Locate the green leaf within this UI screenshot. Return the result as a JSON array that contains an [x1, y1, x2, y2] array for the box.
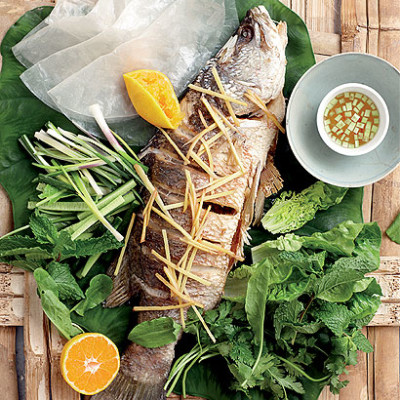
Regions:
[[274, 300, 303, 339], [40, 289, 82, 340], [47, 261, 84, 302], [33, 267, 59, 297], [29, 213, 59, 244], [262, 181, 348, 234], [128, 317, 181, 348], [352, 331, 373, 353], [353, 222, 382, 268], [313, 303, 353, 336], [235, 0, 315, 97], [296, 188, 364, 235], [73, 274, 113, 316], [0, 7, 79, 228], [71, 305, 132, 348], [315, 257, 375, 303], [223, 264, 255, 302], [386, 212, 400, 244], [0, 235, 51, 260], [245, 260, 273, 345], [348, 291, 381, 326], [72, 232, 124, 257], [253, 221, 364, 263]]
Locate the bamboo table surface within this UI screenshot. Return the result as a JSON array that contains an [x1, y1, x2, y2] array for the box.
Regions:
[[0, 1, 399, 399]]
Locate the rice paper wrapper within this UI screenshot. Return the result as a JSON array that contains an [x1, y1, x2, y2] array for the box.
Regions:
[[20, 0, 176, 111], [18, 0, 238, 145], [50, 0, 238, 144], [22, 0, 98, 41], [13, 0, 129, 68]]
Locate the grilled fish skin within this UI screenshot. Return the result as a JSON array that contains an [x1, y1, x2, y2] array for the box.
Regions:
[[94, 6, 287, 400]]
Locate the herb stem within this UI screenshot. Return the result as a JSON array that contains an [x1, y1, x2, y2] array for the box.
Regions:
[[276, 356, 330, 382]]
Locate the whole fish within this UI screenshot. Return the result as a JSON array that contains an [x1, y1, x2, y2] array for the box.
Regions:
[[94, 6, 287, 400]]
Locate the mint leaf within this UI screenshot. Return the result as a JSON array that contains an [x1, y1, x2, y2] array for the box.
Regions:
[[30, 213, 59, 244], [274, 300, 304, 339], [352, 331, 373, 353], [47, 261, 84, 302], [128, 317, 181, 348], [63, 232, 123, 258], [73, 274, 113, 316], [314, 303, 353, 336]]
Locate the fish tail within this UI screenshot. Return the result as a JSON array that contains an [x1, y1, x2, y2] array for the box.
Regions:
[[92, 370, 166, 400], [105, 251, 136, 308], [92, 342, 175, 400]]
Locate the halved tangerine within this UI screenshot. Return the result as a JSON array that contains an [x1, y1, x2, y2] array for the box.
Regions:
[[123, 69, 184, 129], [60, 332, 120, 395]]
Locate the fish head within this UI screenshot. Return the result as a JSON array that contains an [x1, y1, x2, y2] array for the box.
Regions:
[[216, 6, 288, 113]]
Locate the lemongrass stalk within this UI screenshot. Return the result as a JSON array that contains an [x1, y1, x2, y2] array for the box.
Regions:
[[70, 193, 135, 236], [74, 171, 124, 240], [0, 224, 30, 240], [77, 179, 136, 220], [81, 169, 105, 196], [19, 135, 50, 167], [111, 130, 140, 162], [61, 169, 123, 241], [28, 201, 89, 212], [66, 195, 126, 240], [76, 252, 101, 278], [35, 130, 85, 161], [90, 104, 125, 153], [46, 126, 96, 158]]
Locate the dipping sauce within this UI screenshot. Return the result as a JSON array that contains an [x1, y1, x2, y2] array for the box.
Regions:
[[323, 91, 380, 148]]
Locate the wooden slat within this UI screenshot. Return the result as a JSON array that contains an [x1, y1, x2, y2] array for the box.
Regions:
[[0, 327, 19, 400], [0, 273, 24, 297], [319, 386, 339, 400], [48, 325, 80, 400], [309, 31, 341, 55], [291, 0, 306, 19], [368, 1, 400, 391], [24, 272, 50, 400], [0, 297, 24, 326], [369, 327, 400, 399], [306, 0, 338, 33]]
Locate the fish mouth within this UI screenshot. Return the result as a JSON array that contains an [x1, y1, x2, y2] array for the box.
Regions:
[[243, 6, 278, 47]]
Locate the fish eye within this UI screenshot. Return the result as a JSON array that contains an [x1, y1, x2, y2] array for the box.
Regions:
[[240, 25, 254, 41]]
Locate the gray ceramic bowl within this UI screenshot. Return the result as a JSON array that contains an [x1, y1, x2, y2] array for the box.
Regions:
[[286, 53, 400, 187]]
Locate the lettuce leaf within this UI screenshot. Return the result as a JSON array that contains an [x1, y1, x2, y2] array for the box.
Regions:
[[262, 182, 348, 234]]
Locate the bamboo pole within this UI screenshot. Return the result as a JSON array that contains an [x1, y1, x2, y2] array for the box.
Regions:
[[24, 273, 50, 400]]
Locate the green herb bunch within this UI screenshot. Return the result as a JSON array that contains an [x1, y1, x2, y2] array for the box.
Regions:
[[162, 221, 382, 399]]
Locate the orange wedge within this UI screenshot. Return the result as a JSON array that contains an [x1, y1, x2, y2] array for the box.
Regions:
[[60, 332, 120, 395], [123, 69, 184, 129]]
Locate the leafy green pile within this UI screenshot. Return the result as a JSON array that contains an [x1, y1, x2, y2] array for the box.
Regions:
[[261, 182, 348, 234], [163, 220, 381, 399], [0, 213, 132, 345]]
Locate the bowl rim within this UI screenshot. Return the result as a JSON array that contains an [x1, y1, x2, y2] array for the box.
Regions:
[[286, 52, 400, 187], [316, 82, 389, 156]]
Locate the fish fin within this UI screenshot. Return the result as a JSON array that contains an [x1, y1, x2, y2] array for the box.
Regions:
[[260, 155, 283, 198], [93, 342, 175, 400], [91, 371, 166, 400], [253, 156, 283, 226], [105, 251, 137, 308]]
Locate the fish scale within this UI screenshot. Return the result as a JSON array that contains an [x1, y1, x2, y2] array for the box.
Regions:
[[94, 6, 287, 400]]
